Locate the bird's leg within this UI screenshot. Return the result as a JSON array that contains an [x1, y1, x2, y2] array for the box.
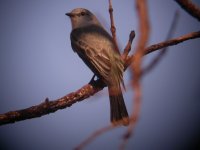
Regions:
[[89, 74, 107, 89]]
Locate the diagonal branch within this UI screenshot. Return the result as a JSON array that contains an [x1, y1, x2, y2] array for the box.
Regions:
[[0, 30, 199, 126], [124, 30, 200, 69], [0, 79, 105, 126], [145, 30, 200, 54], [175, 0, 200, 21]]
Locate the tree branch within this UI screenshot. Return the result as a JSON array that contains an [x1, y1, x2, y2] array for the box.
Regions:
[[146, 30, 200, 54], [0, 79, 105, 126], [175, 0, 200, 21], [124, 30, 200, 69], [122, 31, 136, 61], [0, 30, 199, 126], [120, 0, 150, 149], [108, 0, 120, 53]]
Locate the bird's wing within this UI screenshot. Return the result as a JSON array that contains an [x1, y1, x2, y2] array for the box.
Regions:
[[71, 36, 111, 82], [70, 25, 124, 86]]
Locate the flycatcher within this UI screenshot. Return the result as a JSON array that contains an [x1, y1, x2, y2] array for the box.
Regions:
[[66, 8, 129, 126]]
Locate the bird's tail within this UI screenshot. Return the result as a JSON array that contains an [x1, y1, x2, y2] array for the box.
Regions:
[[108, 85, 129, 126]]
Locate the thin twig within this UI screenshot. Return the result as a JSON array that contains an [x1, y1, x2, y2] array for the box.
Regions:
[[74, 125, 114, 150], [122, 31, 136, 61], [175, 0, 200, 21], [124, 30, 200, 69], [145, 30, 200, 55], [108, 0, 120, 53]]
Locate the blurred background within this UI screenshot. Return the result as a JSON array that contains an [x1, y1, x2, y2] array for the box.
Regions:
[[0, 0, 200, 150]]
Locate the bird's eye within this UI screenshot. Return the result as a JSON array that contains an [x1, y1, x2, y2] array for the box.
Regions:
[[81, 12, 85, 16]]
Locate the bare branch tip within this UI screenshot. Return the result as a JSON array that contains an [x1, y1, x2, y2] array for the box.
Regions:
[[129, 31, 136, 42]]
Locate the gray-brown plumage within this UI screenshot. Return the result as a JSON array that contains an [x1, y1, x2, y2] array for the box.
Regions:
[[66, 8, 129, 126]]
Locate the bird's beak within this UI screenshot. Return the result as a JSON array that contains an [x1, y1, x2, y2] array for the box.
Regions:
[[65, 12, 72, 17]]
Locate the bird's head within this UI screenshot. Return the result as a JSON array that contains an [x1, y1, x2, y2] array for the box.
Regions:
[[66, 8, 101, 30]]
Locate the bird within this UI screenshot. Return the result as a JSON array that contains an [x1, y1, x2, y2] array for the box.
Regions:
[[66, 8, 129, 126]]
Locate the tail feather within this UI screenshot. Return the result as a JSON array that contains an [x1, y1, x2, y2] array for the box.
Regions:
[[108, 86, 129, 126]]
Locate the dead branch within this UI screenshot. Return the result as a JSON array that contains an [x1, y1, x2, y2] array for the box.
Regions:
[[124, 30, 200, 70], [175, 0, 200, 21], [0, 79, 105, 126], [145, 30, 200, 55]]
